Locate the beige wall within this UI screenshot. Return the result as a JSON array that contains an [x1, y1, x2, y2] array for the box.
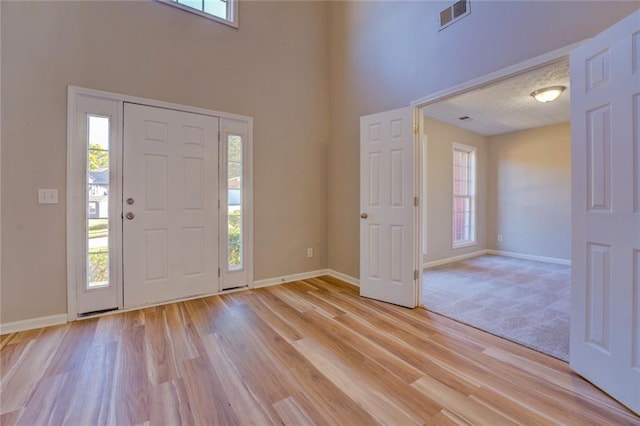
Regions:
[[328, 1, 639, 278], [1, 1, 330, 323], [423, 119, 488, 263], [488, 123, 571, 260], [3, 1, 639, 324]]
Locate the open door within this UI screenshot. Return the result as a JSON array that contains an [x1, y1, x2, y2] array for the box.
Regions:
[[570, 10, 639, 415], [360, 107, 420, 308]]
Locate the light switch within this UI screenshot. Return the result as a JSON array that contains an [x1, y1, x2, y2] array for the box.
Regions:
[[38, 189, 58, 204]]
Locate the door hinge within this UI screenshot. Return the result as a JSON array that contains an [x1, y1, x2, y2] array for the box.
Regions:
[[414, 269, 419, 280], [218, 199, 220, 209], [218, 267, 221, 277], [413, 124, 419, 134], [414, 196, 419, 207]]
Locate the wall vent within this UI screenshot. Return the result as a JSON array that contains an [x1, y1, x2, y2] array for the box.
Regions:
[[439, 0, 470, 31]]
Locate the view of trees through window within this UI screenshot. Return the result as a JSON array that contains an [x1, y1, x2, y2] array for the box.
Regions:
[[87, 115, 110, 288], [85, 116, 244, 286], [228, 134, 243, 270]]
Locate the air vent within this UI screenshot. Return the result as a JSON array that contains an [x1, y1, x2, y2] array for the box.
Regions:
[[439, 0, 470, 31]]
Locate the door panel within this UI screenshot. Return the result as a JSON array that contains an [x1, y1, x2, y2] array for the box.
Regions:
[[570, 9, 640, 415], [360, 107, 419, 308], [123, 103, 219, 307], [73, 95, 122, 315]]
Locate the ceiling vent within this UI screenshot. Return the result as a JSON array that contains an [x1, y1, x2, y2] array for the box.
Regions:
[[439, 0, 470, 31]]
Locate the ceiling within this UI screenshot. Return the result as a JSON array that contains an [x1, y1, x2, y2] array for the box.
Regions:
[[422, 58, 570, 136]]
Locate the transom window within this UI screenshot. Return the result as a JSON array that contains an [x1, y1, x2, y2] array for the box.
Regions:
[[452, 143, 476, 248], [158, 0, 238, 28]]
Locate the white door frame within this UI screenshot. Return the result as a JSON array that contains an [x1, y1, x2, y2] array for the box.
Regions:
[[66, 86, 253, 321], [410, 41, 584, 306]]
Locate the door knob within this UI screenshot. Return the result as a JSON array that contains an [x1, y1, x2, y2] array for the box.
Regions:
[[360, 213, 368, 219], [126, 212, 135, 220]]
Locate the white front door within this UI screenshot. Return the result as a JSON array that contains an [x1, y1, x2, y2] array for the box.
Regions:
[[570, 10, 640, 415], [123, 103, 219, 308], [360, 107, 420, 308]]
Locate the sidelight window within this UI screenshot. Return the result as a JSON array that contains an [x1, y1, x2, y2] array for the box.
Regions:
[[87, 115, 111, 288], [227, 134, 243, 271]]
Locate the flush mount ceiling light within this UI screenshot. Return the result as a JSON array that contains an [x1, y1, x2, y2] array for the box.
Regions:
[[530, 85, 566, 103]]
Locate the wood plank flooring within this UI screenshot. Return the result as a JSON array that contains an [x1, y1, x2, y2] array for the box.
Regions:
[[1, 276, 638, 425]]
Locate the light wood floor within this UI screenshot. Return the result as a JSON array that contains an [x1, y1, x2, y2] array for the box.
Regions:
[[1, 276, 638, 425]]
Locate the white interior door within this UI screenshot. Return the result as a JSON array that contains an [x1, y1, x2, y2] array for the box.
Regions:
[[360, 107, 419, 308], [570, 10, 640, 415], [123, 103, 219, 308]]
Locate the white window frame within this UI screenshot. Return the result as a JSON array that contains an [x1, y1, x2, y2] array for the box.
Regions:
[[157, 0, 239, 28], [219, 119, 253, 289], [67, 86, 253, 320], [451, 143, 476, 249]]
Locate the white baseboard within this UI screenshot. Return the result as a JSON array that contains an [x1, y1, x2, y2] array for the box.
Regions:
[[3, 270, 360, 335], [487, 249, 571, 265], [326, 269, 360, 287], [0, 313, 68, 335], [252, 269, 330, 289], [252, 268, 360, 289], [423, 249, 488, 270]]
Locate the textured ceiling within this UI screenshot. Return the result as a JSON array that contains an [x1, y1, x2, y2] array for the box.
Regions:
[[422, 58, 570, 136]]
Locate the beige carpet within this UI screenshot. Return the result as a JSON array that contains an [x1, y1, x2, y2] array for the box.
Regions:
[[422, 254, 570, 361]]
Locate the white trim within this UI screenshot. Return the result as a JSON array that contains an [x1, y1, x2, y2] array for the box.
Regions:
[[1, 314, 68, 335], [451, 143, 477, 249], [68, 86, 250, 122], [487, 249, 571, 266], [252, 269, 360, 289], [411, 41, 584, 109], [2, 268, 361, 334], [67, 93, 123, 320], [67, 86, 254, 321], [156, 0, 239, 29], [327, 269, 360, 288], [252, 269, 330, 289], [413, 42, 584, 310], [423, 249, 488, 269], [220, 118, 254, 290]]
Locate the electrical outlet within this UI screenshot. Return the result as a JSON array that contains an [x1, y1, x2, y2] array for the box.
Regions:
[[307, 248, 313, 258], [497, 234, 503, 242], [38, 189, 58, 204]]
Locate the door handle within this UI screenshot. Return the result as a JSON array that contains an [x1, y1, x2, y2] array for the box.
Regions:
[[360, 213, 368, 219], [126, 212, 135, 220]]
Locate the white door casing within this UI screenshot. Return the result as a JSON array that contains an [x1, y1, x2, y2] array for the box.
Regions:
[[360, 107, 420, 308], [123, 103, 219, 308], [570, 10, 640, 415], [69, 94, 122, 315], [220, 117, 253, 290]]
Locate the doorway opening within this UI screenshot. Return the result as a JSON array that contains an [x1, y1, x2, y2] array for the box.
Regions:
[[417, 55, 572, 361]]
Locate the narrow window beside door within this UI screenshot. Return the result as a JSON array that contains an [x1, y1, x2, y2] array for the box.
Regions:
[[452, 143, 476, 248], [227, 134, 243, 271], [87, 115, 111, 288]]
